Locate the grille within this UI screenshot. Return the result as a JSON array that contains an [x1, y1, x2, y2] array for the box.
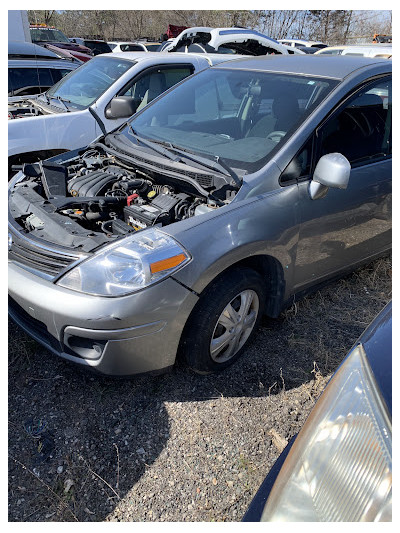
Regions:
[[8, 227, 84, 279]]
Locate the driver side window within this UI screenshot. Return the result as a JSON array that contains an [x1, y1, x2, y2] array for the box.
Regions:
[[319, 77, 392, 167], [120, 66, 194, 111]]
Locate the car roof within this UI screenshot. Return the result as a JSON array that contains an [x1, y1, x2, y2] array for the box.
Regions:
[[280, 38, 325, 45], [213, 54, 391, 79], [98, 50, 243, 65], [8, 40, 59, 59]]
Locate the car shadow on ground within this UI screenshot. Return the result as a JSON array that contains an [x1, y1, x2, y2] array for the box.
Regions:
[[8, 257, 391, 521]]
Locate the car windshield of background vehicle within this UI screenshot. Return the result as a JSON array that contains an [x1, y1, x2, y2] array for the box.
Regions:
[[45, 56, 134, 110], [30, 28, 71, 43], [119, 68, 338, 173], [145, 44, 161, 51]]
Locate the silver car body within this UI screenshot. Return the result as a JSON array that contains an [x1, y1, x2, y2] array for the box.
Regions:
[[8, 56, 392, 376]]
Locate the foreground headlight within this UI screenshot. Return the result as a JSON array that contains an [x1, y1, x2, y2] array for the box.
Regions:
[[56, 228, 190, 296], [261, 345, 392, 522]]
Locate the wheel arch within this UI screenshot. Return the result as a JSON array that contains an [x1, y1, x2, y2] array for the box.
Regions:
[[176, 253, 286, 360], [176, 255, 286, 370]]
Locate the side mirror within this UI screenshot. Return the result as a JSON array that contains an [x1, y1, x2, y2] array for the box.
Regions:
[[105, 96, 141, 119], [309, 153, 351, 200]]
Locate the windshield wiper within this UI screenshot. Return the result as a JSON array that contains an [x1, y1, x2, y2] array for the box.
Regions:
[[52, 95, 71, 112], [151, 140, 242, 187], [127, 127, 181, 162], [38, 92, 51, 105]]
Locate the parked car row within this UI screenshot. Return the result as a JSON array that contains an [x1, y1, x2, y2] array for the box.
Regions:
[[315, 43, 392, 58]]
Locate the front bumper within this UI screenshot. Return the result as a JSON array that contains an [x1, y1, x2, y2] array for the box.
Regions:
[[8, 262, 198, 375]]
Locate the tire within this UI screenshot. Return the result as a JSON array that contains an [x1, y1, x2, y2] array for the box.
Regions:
[[180, 268, 266, 373]]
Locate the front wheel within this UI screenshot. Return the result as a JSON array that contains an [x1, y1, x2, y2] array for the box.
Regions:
[[179, 268, 266, 373]]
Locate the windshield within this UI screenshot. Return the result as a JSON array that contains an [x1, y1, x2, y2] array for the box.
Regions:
[[145, 44, 161, 51], [46, 56, 134, 109], [117, 68, 338, 173], [30, 27, 71, 43]]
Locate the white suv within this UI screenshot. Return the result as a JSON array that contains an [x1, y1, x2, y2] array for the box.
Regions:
[[8, 51, 235, 175]]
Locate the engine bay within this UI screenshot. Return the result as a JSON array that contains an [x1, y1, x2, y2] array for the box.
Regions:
[[9, 146, 239, 250], [8, 98, 49, 120]]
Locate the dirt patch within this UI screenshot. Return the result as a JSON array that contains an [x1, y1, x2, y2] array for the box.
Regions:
[[8, 256, 391, 521]]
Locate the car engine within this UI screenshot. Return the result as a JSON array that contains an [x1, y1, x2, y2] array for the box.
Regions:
[[9, 146, 238, 249]]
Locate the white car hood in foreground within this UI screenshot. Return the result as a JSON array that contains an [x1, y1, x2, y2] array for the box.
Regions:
[[8, 108, 98, 158]]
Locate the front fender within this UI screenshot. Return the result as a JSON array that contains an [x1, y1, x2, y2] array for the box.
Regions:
[[167, 185, 300, 298]]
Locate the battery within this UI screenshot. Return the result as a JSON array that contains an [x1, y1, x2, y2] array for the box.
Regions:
[[123, 203, 168, 230]]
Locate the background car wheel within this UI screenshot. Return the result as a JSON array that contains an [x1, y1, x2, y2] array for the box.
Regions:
[[179, 268, 266, 373]]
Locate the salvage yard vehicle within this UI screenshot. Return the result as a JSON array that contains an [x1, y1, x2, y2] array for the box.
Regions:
[[243, 302, 392, 522], [8, 55, 391, 376], [108, 41, 161, 52], [278, 39, 328, 49], [162, 27, 290, 55], [314, 44, 392, 58], [69, 38, 113, 55], [30, 24, 92, 60], [8, 41, 79, 99], [8, 51, 233, 176]]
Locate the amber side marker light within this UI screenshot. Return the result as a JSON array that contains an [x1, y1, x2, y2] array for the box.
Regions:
[[150, 253, 187, 274]]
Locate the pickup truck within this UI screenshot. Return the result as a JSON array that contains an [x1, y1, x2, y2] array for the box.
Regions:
[[8, 51, 236, 176]]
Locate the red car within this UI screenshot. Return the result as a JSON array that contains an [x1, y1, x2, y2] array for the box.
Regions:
[[30, 24, 92, 62]]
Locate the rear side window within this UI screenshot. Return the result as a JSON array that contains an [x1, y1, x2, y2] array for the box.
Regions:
[[319, 77, 392, 166], [8, 67, 54, 96]]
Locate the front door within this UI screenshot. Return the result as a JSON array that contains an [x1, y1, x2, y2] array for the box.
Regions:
[[294, 76, 392, 291]]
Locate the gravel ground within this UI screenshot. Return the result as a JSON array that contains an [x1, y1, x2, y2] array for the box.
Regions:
[[8, 256, 391, 522]]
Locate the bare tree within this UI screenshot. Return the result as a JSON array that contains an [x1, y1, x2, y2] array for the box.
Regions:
[[29, 10, 56, 26], [27, 9, 392, 45]]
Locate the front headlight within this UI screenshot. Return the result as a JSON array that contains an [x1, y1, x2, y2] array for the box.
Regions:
[[56, 228, 190, 296], [261, 344, 392, 522]]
